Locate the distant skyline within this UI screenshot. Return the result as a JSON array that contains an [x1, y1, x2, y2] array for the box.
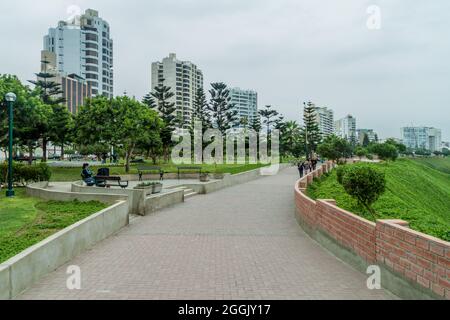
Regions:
[[0, 0, 449, 140]]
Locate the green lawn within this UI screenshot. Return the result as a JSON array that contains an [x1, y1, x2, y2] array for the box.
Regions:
[[412, 157, 450, 174], [307, 158, 450, 241], [0, 189, 106, 263], [50, 162, 269, 182]]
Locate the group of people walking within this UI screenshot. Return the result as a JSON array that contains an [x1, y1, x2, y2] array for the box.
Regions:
[[297, 159, 320, 178]]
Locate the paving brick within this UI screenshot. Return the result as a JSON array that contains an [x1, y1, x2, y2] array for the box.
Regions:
[[17, 168, 395, 300]]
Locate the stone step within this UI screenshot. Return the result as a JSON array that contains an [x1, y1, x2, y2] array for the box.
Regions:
[[184, 191, 198, 199]]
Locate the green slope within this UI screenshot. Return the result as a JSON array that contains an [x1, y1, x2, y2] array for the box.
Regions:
[[307, 158, 450, 241]]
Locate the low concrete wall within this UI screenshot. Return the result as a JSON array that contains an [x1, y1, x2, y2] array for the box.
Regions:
[[27, 182, 128, 206], [294, 161, 450, 300], [71, 181, 148, 215], [0, 200, 128, 300], [144, 189, 185, 214], [183, 163, 291, 194]]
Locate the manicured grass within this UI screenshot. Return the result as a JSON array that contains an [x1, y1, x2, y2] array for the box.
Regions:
[[307, 159, 450, 241], [412, 157, 450, 174], [0, 188, 106, 263], [50, 162, 269, 182]]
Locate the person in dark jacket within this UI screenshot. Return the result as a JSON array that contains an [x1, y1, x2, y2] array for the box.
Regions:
[[81, 163, 93, 181], [297, 162, 305, 178]]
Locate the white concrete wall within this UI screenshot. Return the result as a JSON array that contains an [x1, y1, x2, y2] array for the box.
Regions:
[[0, 200, 128, 300]]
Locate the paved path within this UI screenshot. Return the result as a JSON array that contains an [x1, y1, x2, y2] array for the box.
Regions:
[[19, 167, 395, 300]]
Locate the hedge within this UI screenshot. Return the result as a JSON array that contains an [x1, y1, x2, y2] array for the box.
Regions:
[[0, 162, 51, 185]]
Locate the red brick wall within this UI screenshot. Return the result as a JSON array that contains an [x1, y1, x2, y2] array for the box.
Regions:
[[294, 161, 450, 299]]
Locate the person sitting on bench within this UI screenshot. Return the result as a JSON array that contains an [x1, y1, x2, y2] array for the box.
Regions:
[[81, 163, 95, 186]]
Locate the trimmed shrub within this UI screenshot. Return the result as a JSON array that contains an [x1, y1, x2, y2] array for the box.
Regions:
[[336, 165, 348, 185], [338, 163, 386, 216], [0, 162, 51, 185]]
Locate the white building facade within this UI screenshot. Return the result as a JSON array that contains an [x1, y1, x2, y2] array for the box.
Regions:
[[229, 88, 258, 128], [313, 106, 334, 138], [43, 9, 114, 98], [334, 115, 357, 142], [401, 127, 442, 152], [151, 53, 203, 126]]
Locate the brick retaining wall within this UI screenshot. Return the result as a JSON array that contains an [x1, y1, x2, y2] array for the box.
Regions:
[[294, 161, 450, 299]]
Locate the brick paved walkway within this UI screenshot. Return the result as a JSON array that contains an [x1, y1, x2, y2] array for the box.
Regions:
[[18, 167, 395, 299]]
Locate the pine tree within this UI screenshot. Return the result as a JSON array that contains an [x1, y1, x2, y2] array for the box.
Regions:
[[259, 105, 279, 135], [300, 101, 321, 159], [208, 82, 237, 134], [151, 79, 176, 162], [29, 58, 66, 162], [142, 92, 157, 109], [250, 115, 262, 133], [192, 87, 211, 131], [362, 133, 370, 147]]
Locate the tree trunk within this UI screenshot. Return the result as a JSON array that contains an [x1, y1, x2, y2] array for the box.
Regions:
[[42, 137, 48, 162], [60, 143, 65, 161], [28, 143, 34, 166], [125, 145, 135, 173]]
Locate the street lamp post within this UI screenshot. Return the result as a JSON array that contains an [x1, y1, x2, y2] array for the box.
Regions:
[[5, 92, 16, 197]]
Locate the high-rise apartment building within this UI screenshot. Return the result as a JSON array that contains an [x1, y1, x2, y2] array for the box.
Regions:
[[401, 127, 442, 152], [335, 115, 357, 142], [357, 128, 378, 144], [312, 106, 334, 138], [38, 50, 92, 114], [151, 53, 203, 126], [229, 88, 258, 128], [43, 9, 113, 98]]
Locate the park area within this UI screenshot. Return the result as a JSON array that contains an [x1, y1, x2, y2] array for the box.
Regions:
[[307, 157, 450, 241], [0, 188, 106, 263]]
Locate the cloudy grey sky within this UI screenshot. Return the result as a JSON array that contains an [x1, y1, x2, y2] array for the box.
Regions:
[[1, 0, 449, 140]]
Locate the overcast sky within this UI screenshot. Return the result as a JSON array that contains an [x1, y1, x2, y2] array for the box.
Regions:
[[1, 0, 449, 140]]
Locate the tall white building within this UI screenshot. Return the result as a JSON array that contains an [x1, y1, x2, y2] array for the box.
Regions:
[[357, 129, 378, 144], [229, 88, 258, 128], [151, 53, 203, 126], [335, 115, 357, 142], [43, 9, 114, 98], [313, 106, 334, 138], [401, 127, 442, 152]]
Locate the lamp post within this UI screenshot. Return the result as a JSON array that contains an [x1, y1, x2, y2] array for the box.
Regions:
[[5, 92, 16, 197]]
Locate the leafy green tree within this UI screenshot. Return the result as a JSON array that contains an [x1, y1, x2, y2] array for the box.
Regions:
[[75, 96, 162, 172], [151, 79, 177, 162], [280, 120, 302, 157], [370, 142, 398, 161], [385, 138, 407, 154], [0, 75, 33, 159], [442, 148, 450, 157], [317, 135, 352, 162], [15, 96, 53, 165], [49, 104, 74, 160], [208, 82, 237, 134], [338, 163, 386, 218], [355, 146, 368, 159], [300, 101, 321, 159]]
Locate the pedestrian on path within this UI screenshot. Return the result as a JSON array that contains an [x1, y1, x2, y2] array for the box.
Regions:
[[297, 161, 305, 178]]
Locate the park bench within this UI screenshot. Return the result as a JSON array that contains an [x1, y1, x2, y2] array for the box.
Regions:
[[130, 158, 145, 164], [137, 166, 164, 181], [177, 166, 202, 179], [95, 176, 129, 189]]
